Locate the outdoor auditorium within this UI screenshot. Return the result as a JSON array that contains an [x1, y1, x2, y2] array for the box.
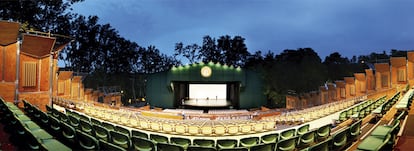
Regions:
[[1, 20, 414, 151]]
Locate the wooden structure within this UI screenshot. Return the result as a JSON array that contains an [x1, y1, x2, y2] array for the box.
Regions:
[[287, 52, 414, 110], [0, 21, 20, 102], [0, 21, 68, 110]]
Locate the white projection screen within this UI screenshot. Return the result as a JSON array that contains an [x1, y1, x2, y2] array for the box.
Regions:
[[189, 84, 227, 100]]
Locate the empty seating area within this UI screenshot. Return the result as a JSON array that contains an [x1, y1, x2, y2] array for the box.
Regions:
[[53, 97, 370, 150], [2, 88, 411, 150], [357, 109, 406, 150], [82, 104, 277, 136], [0, 97, 70, 150], [395, 89, 413, 111], [338, 95, 395, 123], [262, 96, 362, 125]]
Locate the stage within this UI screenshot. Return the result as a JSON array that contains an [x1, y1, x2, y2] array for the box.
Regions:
[[181, 99, 232, 110]]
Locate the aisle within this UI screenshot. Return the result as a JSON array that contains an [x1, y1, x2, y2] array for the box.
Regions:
[[0, 123, 18, 150]]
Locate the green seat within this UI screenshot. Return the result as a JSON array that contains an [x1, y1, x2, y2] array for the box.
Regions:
[[102, 121, 116, 131], [218, 147, 248, 151], [21, 121, 53, 140], [23, 127, 42, 150], [171, 137, 191, 149], [115, 125, 130, 137], [370, 119, 400, 138], [349, 119, 362, 141], [297, 124, 310, 135], [57, 111, 68, 122], [78, 114, 90, 122], [316, 124, 331, 141], [261, 132, 279, 144], [276, 136, 298, 151], [250, 143, 275, 151], [23, 129, 72, 151], [100, 139, 127, 151], [40, 139, 72, 151], [38, 110, 50, 128], [93, 124, 111, 142], [346, 108, 354, 118], [45, 105, 53, 115], [65, 108, 75, 117], [187, 146, 217, 151], [11, 119, 32, 145], [91, 117, 102, 126], [280, 128, 296, 140], [298, 130, 316, 148], [68, 114, 80, 128], [395, 111, 406, 120], [216, 139, 237, 149], [358, 108, 367, 119], [48, 116, 62, 136], [22, 100, 32, 113], [150, 134, 169, 144], [60, 122, 77, 146], [332, 127, 349, 151], [110, 130, 131, 149], [32, 106, 42, 120], [239, 137, 259, 148], [79, 118, 94, 136], [132, 129, 149, 139], [76, 129, 99, 150], [370, 119, 400, 146], [357, 134, 391, 151], [157, 142, 185, 151], [193, 139, 215, 147], [131, 136, 156, 151], [307, 137, 331, 151], [339, 111, 348, 122]]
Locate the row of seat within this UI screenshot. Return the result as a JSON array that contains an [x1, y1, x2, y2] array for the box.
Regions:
[[357, 110, 405, 151], [67, 105, 364, 151], [64, 101, 361, 151], [262, 96, 361, 125], [63, 105, 294, 151], [50, 94, 371, 151], [81, 104, 277, 136], [0, 98, 70, 150], [22, 99, 133, 150], [371, 92, 401, 122], [301, 120, 362, 151], [395, 89, 413, 110], [338, 94, 395, 122]]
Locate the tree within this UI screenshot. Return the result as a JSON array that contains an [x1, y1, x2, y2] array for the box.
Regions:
[[323, 52, 349, 65], [199, 35, 222, 63], [390, 49, 408, 57], [174, 42, 200, 64], [0, 0, 82, 45], [217, 35, 250, 67], [137, 45, 179, 74]]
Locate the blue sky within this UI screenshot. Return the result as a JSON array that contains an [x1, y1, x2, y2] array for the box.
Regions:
[[71, 0, 414, 59]]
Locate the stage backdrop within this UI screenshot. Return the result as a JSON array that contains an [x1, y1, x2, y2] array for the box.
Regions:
[[146, 62, 266, 109]]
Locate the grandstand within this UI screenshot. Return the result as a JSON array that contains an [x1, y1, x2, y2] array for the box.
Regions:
[[2, 20, 414, 150]]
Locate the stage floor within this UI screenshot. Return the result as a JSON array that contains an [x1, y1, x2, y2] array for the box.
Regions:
[[183, 99, 231, 107]]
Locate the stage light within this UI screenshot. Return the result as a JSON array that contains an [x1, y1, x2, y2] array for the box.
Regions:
[[215, 62, 221, 67], [223, 64, 229, 69], [178, 65, 184, 70]]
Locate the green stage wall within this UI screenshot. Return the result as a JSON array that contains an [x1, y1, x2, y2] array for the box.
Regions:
[[146, 62, 266, 109]]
